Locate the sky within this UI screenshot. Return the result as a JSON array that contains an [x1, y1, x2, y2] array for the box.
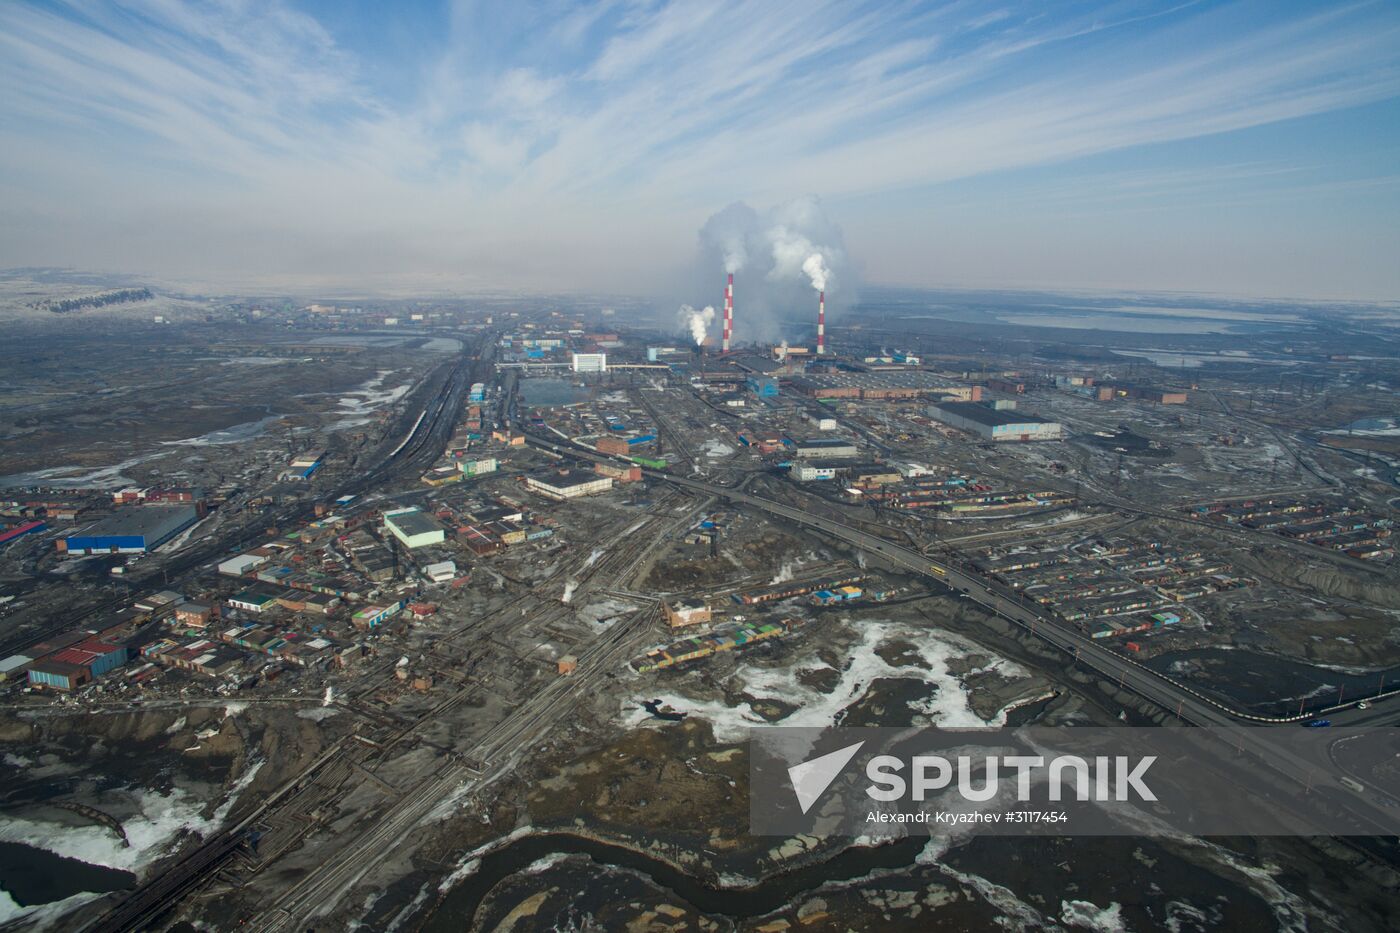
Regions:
[[1, 0, 1398, 300]]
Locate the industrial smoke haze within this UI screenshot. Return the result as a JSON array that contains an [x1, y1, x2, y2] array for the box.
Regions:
[[678, 304, 716, 345], [695, 196, 853, 345]]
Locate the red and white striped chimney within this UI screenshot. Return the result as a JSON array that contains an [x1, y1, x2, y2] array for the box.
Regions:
[[816, 290, 826, 355], [722, 273, 733, 353]]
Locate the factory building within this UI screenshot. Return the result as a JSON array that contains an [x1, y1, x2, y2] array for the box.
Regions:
[[0, 520, 45, 545], [1112, 385, 1189, 405], [175, 602, 214, 629], [523, 469, 614, 500], [792, 438, 859, 458], [793, 464, 839, 482], [930, 402, 1064, 441], [352, 601, 405, 629], [595, 434, 655, 457], [571, 352, 608, 373], [228, 590, 277, 613], [113, 486, 202, 505], [383, 507, 446, 549], [594, 462, 642, 483], [27, 640, 127, 691], [60, 505, 199, 554], [284, 449, 324, 481], [787, 372, 982, 401], [27, 661, 89, 692], [218, 552, 269, 576], [0, 655, 32, 682], [595, 435, 630, 456], [665, 598, 712, 629], [424, 560, 458, 583], [747, 376, 779, 397], [457, 457, 498, 477]]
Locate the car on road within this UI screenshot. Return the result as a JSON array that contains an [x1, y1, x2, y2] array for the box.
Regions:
[[1305, 719, 1332, 728]]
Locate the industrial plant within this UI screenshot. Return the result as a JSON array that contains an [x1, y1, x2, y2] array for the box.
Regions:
[[3, 3, 1400, 930]]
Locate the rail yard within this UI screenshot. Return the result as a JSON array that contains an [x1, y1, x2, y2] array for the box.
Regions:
[[1, 289, 1398, 932]]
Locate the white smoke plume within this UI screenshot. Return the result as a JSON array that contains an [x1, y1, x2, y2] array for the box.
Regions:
[[678, 304, 715, 345], [700, 202, 758, 274], [694, 196, 853, 344], [766, 225, 817, 284], [802, 253, 830, 292]]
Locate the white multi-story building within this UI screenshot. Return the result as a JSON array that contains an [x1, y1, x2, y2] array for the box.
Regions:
[[571, 352, 607, 373], [457, 457, 498, 477], [793, 464, 838, 481]]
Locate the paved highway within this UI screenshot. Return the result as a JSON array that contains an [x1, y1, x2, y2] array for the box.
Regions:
[[638, 469, 1400, 831], [519, 425, 1400, 823]]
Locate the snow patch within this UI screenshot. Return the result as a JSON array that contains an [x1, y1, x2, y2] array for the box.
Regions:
[[621, 619, 1022, 743], [1061, 900, 1126, 932], [0, 888, 104, 931], [0, 760, 262, 876]]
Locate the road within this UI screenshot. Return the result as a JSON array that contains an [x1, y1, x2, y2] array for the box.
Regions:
[[239, 488, 707, 931], [84, 396, 1399, 929], [83, 337, 492, 933], [1092, 489, 1393, 579], [639, 469, 1400, 829], [1, 333, 491, 662]]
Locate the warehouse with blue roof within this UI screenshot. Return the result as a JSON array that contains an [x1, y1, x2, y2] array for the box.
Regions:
[[61, 505, 199, 555]]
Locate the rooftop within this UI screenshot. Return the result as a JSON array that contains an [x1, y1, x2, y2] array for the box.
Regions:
[[69, 504, 198, 541], [527, 469, 607, 488], [384, 508, 443, 538], [935, 401, 1055, 428], [789, 371, 966, 390], [794, 437, 857, 448]]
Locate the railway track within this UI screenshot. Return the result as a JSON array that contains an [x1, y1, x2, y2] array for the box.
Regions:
[[246, 595, 659, 932], [94, 387, 706, 931], [2, 341, 486, 660], [242, 485, 699, 930], [80, 343, 491, 932]]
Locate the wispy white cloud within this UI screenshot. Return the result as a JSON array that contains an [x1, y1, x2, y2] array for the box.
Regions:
[[0, 0, 1397, 297]]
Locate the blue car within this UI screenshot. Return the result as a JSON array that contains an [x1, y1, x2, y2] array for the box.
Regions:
[[1304, 719, 1332, 728]]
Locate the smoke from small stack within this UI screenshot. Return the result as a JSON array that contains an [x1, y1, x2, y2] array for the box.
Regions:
[[677, 304, 715, 346]]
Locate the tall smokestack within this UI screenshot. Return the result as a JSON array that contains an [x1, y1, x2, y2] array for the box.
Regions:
[[816, 290, 826, 356], [722, 273, 733, 353]]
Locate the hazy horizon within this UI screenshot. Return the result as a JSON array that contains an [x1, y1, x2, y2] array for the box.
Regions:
[[3, 1, 1399, 302]]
